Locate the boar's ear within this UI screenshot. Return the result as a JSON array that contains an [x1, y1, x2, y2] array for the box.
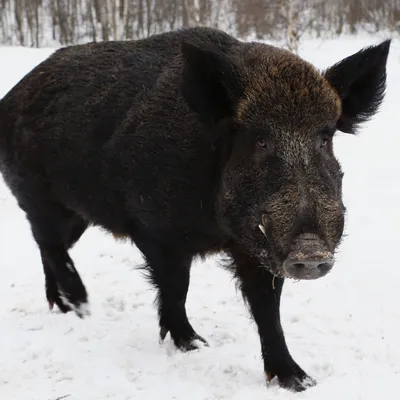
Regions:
[[323, 39, 391, 134], [181, 41, 243, 126]]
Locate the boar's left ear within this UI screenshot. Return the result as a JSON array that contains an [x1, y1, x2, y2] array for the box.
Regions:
[[323, 39, 391, 134], [181, 40, 243, 126]]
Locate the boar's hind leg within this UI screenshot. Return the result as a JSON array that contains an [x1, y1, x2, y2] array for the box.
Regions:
[[134, 236, 207, 351], [232, 252, 316, 392], [42, 216, 88, 314], [26, 201, 89, 318]]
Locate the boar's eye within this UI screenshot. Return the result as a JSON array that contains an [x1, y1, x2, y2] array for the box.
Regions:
[[257, 137, 266, 148], [317, 127, 335, 152], [318, 136, 331, 151], [256, 136, 275, 157], [321, 137, 329, 148]]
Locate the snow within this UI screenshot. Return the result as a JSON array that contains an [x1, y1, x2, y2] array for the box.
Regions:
[[1, 36, 400, 400]]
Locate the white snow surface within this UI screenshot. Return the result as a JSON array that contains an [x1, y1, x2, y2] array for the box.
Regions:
[[1, 36, 400, 400]]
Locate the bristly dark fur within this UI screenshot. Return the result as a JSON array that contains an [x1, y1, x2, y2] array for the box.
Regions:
[[0, 26, 390, 392]]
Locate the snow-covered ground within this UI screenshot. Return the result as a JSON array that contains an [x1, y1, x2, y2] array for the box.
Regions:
[[1, 35, 400, 400]]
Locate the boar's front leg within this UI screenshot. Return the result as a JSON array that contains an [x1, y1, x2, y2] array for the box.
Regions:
[[232, 251, 316, 392], [132, 233, 208, 351]]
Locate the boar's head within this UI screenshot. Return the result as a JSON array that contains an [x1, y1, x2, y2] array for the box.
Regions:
[[181, 38, 390, 279]]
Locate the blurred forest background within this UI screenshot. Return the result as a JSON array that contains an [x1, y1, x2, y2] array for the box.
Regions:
[[0, 0, 398, 51]]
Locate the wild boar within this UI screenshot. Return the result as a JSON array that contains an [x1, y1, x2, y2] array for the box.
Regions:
[[0, 27, 390, 391]]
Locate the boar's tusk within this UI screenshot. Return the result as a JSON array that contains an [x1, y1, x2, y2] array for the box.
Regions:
[[261, 214, 268, 227], [258, 224, 266, 236]]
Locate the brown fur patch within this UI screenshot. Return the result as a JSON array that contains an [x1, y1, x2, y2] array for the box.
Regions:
[[235, 44, 342, 127], [266, 371, 276, 383], [112, 232, 130, 242]]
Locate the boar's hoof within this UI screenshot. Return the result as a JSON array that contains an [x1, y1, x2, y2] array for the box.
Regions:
[[177, 333, 209, 352], [48, 287, 90, 319], [160, 326, 209, 352], [48, 293, 90, 319], [47, 286, 71, 314], [48, 297, 72, 314], [44, 264, 89, 318], [279, 375, 316, 392], [267, 369, 316, 392]]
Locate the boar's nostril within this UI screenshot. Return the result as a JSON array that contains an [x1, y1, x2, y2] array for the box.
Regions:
[[317, 261, 334, 276]]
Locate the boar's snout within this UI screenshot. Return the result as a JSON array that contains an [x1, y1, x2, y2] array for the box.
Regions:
[[283, 233, 335, 280]]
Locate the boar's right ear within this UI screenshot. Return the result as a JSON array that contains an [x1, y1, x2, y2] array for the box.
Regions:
[[181, 41, 243, 126]]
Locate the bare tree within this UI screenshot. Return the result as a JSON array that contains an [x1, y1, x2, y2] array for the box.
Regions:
[[0, 0, 398, 47]]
